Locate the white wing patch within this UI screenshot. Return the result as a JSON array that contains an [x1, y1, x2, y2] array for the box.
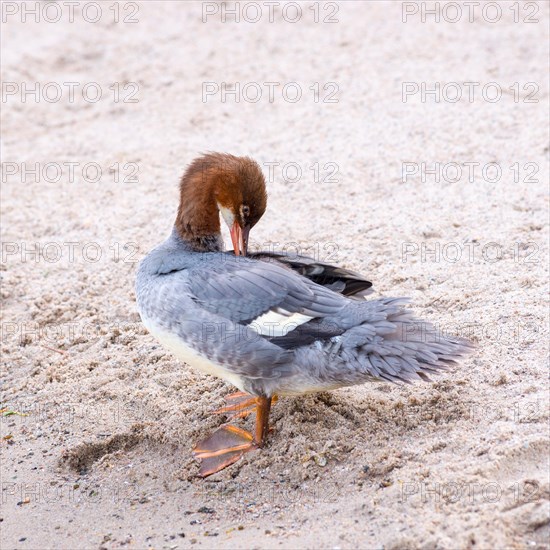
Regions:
[[248, 309, 314, 337]]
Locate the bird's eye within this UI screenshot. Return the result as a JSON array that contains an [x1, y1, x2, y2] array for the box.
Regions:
[[242, 205, 250, 217]]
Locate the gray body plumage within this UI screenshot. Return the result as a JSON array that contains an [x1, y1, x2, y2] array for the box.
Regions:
[[136, 229, 471, 397]]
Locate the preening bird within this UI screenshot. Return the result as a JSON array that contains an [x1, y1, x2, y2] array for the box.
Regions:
[[135, 153, 472, 476]]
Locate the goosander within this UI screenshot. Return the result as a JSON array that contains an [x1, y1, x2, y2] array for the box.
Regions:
[[136, 153, 472, 477]]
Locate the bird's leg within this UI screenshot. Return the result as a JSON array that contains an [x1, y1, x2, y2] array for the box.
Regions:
[[193, 395, 273, 477], [254, 396, 271, 446]]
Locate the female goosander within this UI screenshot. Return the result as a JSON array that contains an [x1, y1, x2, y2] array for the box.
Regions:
[[136, 153, 472, 477]]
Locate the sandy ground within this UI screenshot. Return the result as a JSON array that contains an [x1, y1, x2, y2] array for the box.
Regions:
[[1, 1, 549, 549]]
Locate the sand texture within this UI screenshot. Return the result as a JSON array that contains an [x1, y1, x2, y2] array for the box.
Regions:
[[1, 1, 549, 549]]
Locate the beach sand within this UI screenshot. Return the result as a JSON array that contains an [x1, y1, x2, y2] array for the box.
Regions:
[[1, 1, 549, 548]]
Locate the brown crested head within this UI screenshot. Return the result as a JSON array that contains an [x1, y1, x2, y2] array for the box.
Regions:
[[175, 152, 267, 254]]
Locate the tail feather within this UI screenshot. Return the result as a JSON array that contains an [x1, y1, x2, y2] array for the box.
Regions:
[[276, 296, 474, 393], [318, 297, 475, 386]]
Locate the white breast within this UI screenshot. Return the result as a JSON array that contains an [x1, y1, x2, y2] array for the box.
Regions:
[[141, 316, 247, 392]]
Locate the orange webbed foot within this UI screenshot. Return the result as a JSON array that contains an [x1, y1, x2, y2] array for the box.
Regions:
[[212, 392, 259, 419], [193, 425, 256, 477], [193, 394, 275, 477]]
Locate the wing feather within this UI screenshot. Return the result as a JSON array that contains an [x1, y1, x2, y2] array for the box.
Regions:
[[187, 254, 347, 333]]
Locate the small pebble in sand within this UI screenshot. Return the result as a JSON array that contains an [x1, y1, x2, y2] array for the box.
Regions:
[[198, 506, 215, 514]]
